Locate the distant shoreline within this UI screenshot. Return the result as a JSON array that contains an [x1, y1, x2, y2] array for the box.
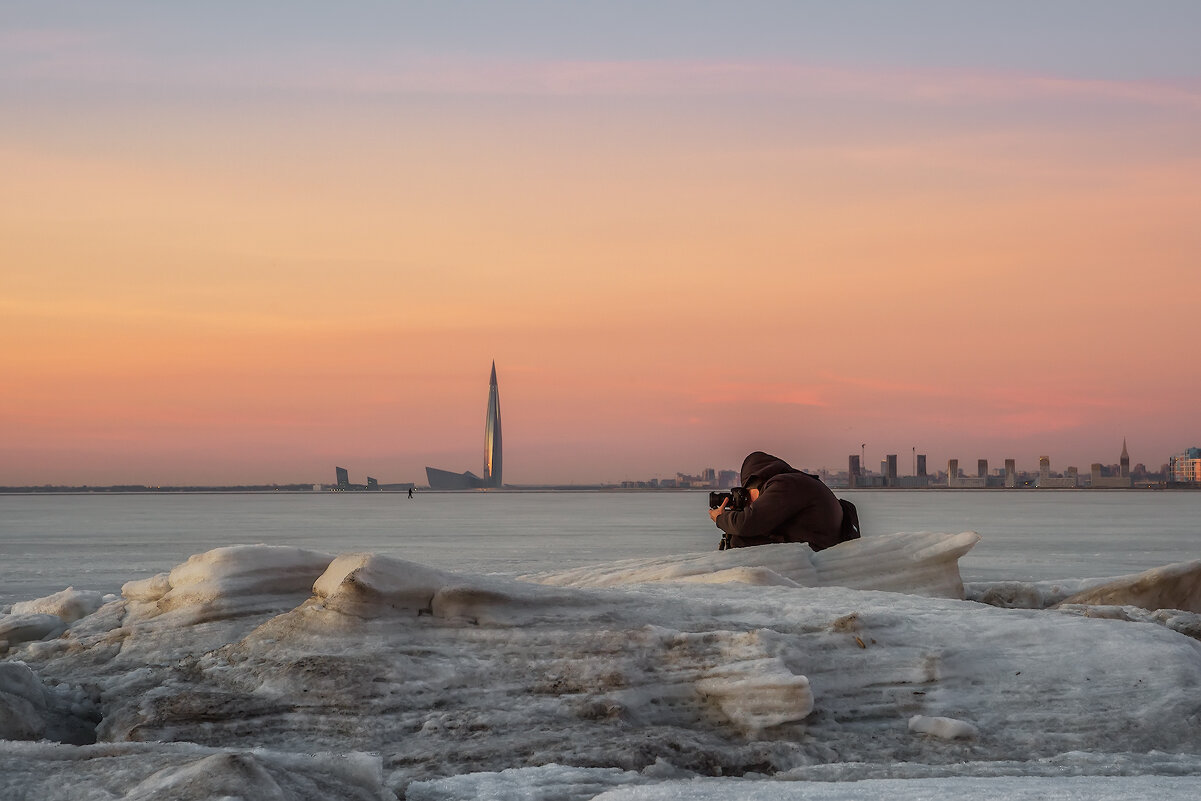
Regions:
[[1, 484, 1195, 494]]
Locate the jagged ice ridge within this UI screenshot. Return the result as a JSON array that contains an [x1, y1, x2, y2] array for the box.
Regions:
[[2, 533, 1201, 800]]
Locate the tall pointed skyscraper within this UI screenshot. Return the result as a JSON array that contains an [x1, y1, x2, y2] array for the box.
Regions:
[[484, 361, 502, 488], [425, 362, 505, 490]]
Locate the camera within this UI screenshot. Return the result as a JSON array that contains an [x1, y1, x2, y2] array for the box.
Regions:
[[708, 486, 751, 512]]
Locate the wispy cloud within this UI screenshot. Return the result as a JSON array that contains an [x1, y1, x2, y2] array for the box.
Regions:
[[0, 26, 140, 82], [248, 57, 1201, 109], [7, 31, 1200, 112], [696, 382, 827, 408]]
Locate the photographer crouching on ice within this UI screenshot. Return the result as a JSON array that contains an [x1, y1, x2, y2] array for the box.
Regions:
[[709, 451, 860, 551]]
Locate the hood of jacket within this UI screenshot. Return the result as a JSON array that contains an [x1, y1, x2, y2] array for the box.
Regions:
[[739, 451, 800, 487]]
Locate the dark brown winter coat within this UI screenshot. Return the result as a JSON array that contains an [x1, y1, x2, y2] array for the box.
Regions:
[[714, 451, 844, 551]]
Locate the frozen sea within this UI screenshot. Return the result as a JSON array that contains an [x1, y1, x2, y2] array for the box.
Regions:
[[3, 489, 1199, 607], [2, 489, 1200, 801]]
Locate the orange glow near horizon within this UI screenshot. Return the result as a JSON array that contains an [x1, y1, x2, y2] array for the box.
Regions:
[[4, 50, 1201, 485]]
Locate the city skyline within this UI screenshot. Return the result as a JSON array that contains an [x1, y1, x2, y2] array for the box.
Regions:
[[626, 438, 1182, 489], [9, 436, 1192, 491], [3, 4, 1200, 486]]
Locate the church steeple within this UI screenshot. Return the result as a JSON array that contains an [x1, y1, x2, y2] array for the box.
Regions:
[[1120, 438, 1130, 478]]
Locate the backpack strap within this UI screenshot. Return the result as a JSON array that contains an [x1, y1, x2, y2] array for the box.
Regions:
[[838, 498, 861, 542]]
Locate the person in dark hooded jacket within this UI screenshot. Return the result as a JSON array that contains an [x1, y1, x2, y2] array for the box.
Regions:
[[709, 451, 844, 551]]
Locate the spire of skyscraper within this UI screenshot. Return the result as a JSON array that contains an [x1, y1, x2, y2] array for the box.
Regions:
[[484, 361, 503, 488], [425, 362, 504, 490]]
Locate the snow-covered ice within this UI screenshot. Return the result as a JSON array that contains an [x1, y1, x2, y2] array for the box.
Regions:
[[907, 714, 979, 740], [524, 531, 981, 599], [3, 533, 1201, 800], [1058, 559, 1201, 612], [11, 587, 107, 624]]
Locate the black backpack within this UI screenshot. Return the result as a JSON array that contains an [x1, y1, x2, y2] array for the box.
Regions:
[[838, 498, 861, 543]]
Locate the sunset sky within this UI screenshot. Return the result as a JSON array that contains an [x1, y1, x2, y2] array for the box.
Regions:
[[3, 2, 1200, 486]]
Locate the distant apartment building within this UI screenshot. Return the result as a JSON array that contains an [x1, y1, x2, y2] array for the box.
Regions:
[[1037, 456, 1078, 488], [876, 452, 929, 488], [620, 478, 662, 489], [947, 458, 986, 488], [676, 470, 719, 488], [1169, 447, 1201, 484], [1004, 459, 1017, 488], [1090, 464, 1131, 488], [848, 455, 861, 489]]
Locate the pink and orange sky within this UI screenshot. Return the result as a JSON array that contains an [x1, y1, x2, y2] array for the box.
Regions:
[[3, 3, 1200, 486]]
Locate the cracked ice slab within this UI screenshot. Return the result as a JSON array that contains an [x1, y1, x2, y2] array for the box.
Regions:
[[525, 531, 981, 600], [4, 537, 1201, 799], [1057, 559, 1201, 613]]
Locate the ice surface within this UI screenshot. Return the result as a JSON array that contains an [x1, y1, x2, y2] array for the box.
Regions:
[[0, 613, 66, 652], [526, 531, 982, 600], [1057, 559, 1201, 613], [588, 775, 1201, 800], [405, 767, 1201, 801], [1051, 604, 1201, 640], [963, 579, 1092, 609], [694, 657, 814, 736], [10, 588, 106, 625], [2, 536, 1201, 800], [964, 559, 1201, 615], [123, 544, 335, 623], [908, 714, 979, 740], [0, 659, 98, 744], [0, 661, 46, 740], [0, 741, 386, 801]]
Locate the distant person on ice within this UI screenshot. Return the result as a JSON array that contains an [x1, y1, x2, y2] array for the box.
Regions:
[[708, 451, 852, 552]]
